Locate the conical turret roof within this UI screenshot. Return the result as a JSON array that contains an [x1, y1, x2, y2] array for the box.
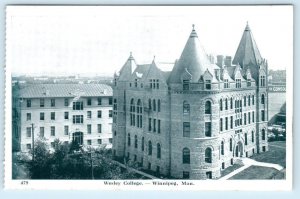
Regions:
[[232, 22, 263, 67], [169, 25, 218, 83], [118, 52, 137, 81]]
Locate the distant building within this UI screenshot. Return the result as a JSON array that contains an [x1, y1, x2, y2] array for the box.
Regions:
[[13, 83, 113, 152], [112, 23, 269, 179]]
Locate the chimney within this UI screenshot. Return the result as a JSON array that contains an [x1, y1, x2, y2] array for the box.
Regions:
[[216, 55, 224, 68], [225, 56, 232, 67]]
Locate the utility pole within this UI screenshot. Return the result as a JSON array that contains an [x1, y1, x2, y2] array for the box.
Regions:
[[31, 123, 35, 162]]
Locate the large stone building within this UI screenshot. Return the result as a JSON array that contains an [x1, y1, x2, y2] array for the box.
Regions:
[[112, 23, 269, 179], [13, 83, 113, 152]]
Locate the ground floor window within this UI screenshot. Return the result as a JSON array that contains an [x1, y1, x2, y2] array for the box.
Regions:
[[206, 171, 212, 179], [72, 131, 83, 145], [183, 171, 190, 179]]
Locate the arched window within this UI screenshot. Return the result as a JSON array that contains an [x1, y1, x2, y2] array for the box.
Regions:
[[142, 137, 144, 151], [137, 99, 143, 128], [252, 131, 255, 142], [153, 99, 156, 111], [157, 143, 161, 159], [261, 94, 265, 104], [183, 101, 190, 114], [127, 133, 131, 146], [148, 141, 152, 155], [262, 129, 266, 140], [148, 99, 151, 110], [158, 99, 161, 112], [230, 138, 233, 151], [230, 97, 233, 109], [134, 135, 138, 148], [260, 75, 266, 87], [225, 98, 228, 110], [221, 141, 224, 155], [130, 99, 135, 126], [220, 99, 223, 111], [182, 148, 190, 164], [205, 101, 212, 114], [205, 148, 212, 163]]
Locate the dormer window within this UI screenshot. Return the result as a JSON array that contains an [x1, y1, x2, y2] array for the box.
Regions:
[[235, 79, 241, 88], [247, 79, 251, 87], [205, 80, 211, 90], [183, 80, 190, 90], [224, 79, 229, 88], [260, 75, 266, 87], [134, 79, 138, 87]]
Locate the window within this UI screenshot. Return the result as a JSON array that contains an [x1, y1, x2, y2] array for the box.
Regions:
[[225, 99, 228, 110], [150, 79, 153, 89], [130, 99, 135, 126], [183, 101, 190, 114], [262, 129, 266, 140], [98, 139, 102, 144], [230, 116, 233, 129], [183, 122, 190, 137], [97, 124, 102, 133], [182, 148, 190, 164], [220, 99, 223, 111], [127, 133, 131, 146], [221, 141, 224, 155], [205, 80, 211, 90], [205, 101, 211, 114], [230, 98, 233, 109], [230, 138, 233, 151], [247, 79, 251, 87], [252, 111, 255, 123], [248, 95, 251, 106], [252, 131, 254, 142], [245, 133, 248, 145], [248, 112, 251, 124], [51, 99, 55, 107], [64, 112, 69, 120], [26, 113, 31, 121], [158, 120, 161, 134], [261, 94, 265, 104], [183, 171, 190, 179], [244, 113, 246, 125], [87, 111, 92, 119], [252, 95, 255, 105], [87, 140, 92, 145], [244, 96, 247, 107], [137, 99, 143, 128], [109, 97, 113, 105], [97, 98, 102, 105], [64, 98, 69, 106], [26, 99, 31, 107], [109, 110, 113, 118], [220, 118, 223, 132], [64, 126, 69, 135], [235, 79, 241, 88], [260, 75, 266, 87], [87, 98, 92, 106], [261, 110, 265, 121], [153, 99, 156, 111], [224, 79, 229, 88], [205, 148, 212, 163], [97, 110, 102, 118], [153, 119, 156, 132], [134, 135, 138, 148], [134, 79, 138, 87], [87, 124, 92, 134], [157, 143, 161, 159], [205, 122, 212, 137], [142, 137, 145, 151], [113, 98, 117, 111], [26, 127, 31, 137], [225, 117, 228, 130], [39, 127, 44, 137], [51, 112, 55, 120], [40, 99, 45, 107], [73, 115, 83, 124], [148, 99, 151, 110], [26, 144, 31, 150], [51, 126, 55, 136], [73, 101, 83, 110], [109, 138, 113, 144], [183, 80, 190, 90], [148, 141, 152, 155], [148, 118, 152, 131], [158, 99, 161, 112]]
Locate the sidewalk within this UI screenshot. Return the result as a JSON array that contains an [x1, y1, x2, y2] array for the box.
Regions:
[[219, 158, 284, 180]]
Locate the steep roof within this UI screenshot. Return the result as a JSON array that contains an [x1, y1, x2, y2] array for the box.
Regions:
[[118, 52, 137, 81], [168, 25, 218, 83], [19, 83, 112, 98], [232, 23, 263, 67]]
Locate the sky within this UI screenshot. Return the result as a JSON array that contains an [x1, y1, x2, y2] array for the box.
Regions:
[[6, 6, 293, 76]]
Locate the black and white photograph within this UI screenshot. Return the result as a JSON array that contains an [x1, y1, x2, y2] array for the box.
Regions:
[[4, 5, 293, 190]]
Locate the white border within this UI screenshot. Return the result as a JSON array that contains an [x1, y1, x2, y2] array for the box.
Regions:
[[4, 5, 293, 191]]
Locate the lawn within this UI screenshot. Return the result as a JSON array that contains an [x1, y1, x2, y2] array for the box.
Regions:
[[251, 141, 286, 168], [229, 166, 279, 180], [220, 164, 243, 177]]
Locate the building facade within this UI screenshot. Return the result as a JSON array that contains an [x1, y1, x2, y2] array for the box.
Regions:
[[13, 83, 113, 152], [112, 23, 269, 179]]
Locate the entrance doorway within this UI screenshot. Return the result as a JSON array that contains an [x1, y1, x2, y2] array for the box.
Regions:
[[72, 131, 83, 145], [235, 141, 244, 157]]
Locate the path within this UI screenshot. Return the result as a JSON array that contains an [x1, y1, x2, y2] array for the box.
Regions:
[[219, 158, 284, 180]]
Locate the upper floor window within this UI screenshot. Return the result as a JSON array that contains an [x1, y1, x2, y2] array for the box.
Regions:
[[230, 98, 233, 109], [157, 143, 161, 159], [205, 148, 212, 163], [64, 98, 69, 106], [109, 97, 113, 105], [205, 80, 211, 90], [87, 98, 92, 106], [252, 95, 255, 105], [247, 79, 251, 87], [252, 131, 255, 142], [229, 138, 233, 151], [97, 98, 102, 105], [26, 127, 31, 137], [130, 99, 135, 126], [221, 141, 224, 155], [261, 110, 266, 121], [26, 99, 31, 107], [73, 115, 83, 124], [260, 75, 266, 87], [141, 137, 145, 151], [183, 80, 190, 91], [51, 99, 55, 107], [248, 95, 251, 106], [224, 79, 229, 88], [225, 99, 228, 110], [137, 99, 143, 128], [148, 99, 151, 110], [205, 101, 212, 114], [245, 133, 248, 145], [51, 126, 55, 136], [97, 110, 102, 118], [134, 135, 138, 148], [261, 94, 265, 104], [235, 79, 241, 88], [182, 148, 190, 164], [134, 79, 138, 87], [157, 99, 161, 112], [127, 133, 131, 146], [73, 101, 83, 110], [153, 99, 156, 111], [205, 122, 212, 137], [183, 122, 190, 137], [148, 141, 152, 156], [26, 113, 31, 121], [183, 101, 190, 115], [40, 99, 45, 107], [262, 129, 266, 140], [244, 96, 247, 107], [219, 99, 223, 111]]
